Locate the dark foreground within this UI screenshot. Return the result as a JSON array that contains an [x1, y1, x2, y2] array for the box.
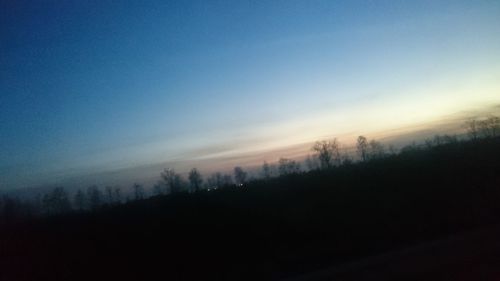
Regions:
[[287, 225, 500, 281], [1, 138, 500, 280]]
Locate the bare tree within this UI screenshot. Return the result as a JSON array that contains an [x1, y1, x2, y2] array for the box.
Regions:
[[261, 161, 273, 179], [357, 136, 368, 162], [341, 151, 353, 166], [465, 119, 480, 141], [153, 182, 165, 196], [133, 183, 144, 200], [400, 142, 420, 154], [205, 172, 233, 189], [87, 186, 102, 211], [161, 168, 185, 194], [427, 134, 456, 147], [161, 168, 176, 193], [222, 174, 233, 186], [74, 189, 86, 211], [214, 172, 224, 187], [424, 134, 457, 150], [305, 155, 320, 171], [233, 166, 247, 186], [206, 173, 218, 189], [105, 186, 114, 204], [188, 168, 203, 192], [114, 187, 122, 204], [479, 116, 500, 138], [368, 139, 385, 159], [0, 195, 26, 221], [278, 158, 301, 176], [388, 144, 398, 155], [312, 139, 341, 169], [33, 193, 43, 215], [43, 187, 71, 215], [442, 134, 458, 144]]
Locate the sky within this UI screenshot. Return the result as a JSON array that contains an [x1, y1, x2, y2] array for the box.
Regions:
[[1, 0, 500, 190]]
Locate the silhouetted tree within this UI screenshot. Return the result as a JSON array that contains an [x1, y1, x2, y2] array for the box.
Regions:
[[43, 187, 71, 215], [341, 152, 353, 166], [261, 161, 273, 179], [425, 134, 459, 149], [0, 195, 37, 221], [368, 139, 385, 159], [388, 145, 398, 155], [215, 172, 224, 187], [465, 119, 480, 141], [400, 142, 421, 154], [104, 186, 114, 204], [162, 168, 176, 193], [0, 196, 5, 221], [313, 139, 341, 169], [442, 134, 458, 144], [161, 168, 185, 194], [54, 187, 71, 213], [278, 158, 301, 176], [222, 174, 233, 186], [206, 174, 217, 189], [153, 182, 165, 196], [41, 194, 50, 214], [205, 172, 233, 188], [114, 187, 122, 204], [33, 193, 42, 215], [305, 155, 320, 171], [1, 195, 22, 221], [188, 168, 203, 192], [87, 186, 102, 211], [425, 137, 438, 148], [175, 175, 187, 192], [478, 116, 500, 138], [357, 136, 368, 162], [74, 189, 86, 211], [233, 166, 247, 185], [133, 183, 144, 200]]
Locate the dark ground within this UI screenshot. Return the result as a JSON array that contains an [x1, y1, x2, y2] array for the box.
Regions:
[[287, 225, 500, 281], [1, 138, 500, 280]]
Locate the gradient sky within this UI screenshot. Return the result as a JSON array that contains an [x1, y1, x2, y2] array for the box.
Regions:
[[1, 1, 500, 190]]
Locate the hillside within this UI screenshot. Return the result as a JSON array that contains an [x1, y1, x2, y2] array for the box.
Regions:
[[1, 137, 500, 281]]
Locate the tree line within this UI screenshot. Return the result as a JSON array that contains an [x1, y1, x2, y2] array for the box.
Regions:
[[1, 115, 499, 222]]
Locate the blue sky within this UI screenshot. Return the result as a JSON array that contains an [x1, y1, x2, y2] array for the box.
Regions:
[[1, 1, 500, 190]]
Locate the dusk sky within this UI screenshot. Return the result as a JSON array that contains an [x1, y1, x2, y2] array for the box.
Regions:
[[1, 1, 500, 190]]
